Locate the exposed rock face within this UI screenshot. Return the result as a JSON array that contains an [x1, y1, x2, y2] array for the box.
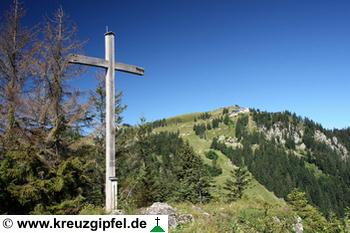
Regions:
[[259, 122, 302, 146], [218, 135, 243, 148], [293, 216, 303, 233], [140, 202, 193, 228], [229, 107, 250, 117], [314, 130, 349, 159], [258, 122, 349, 160]]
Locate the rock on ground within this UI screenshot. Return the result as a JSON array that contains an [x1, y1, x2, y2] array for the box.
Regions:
[[140, 202, 193, 228], [111, 209, 125, 215], [293, 216, 303, 233]]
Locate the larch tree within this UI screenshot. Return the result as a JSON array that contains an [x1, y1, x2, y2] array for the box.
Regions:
[[0, 0, 35, 147], [32, 7, 88, 164]]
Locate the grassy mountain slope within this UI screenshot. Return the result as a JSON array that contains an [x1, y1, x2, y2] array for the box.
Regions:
[[152, 107, 290, 232], [150, 105, 350, 232], [154, 107, 284, 206]]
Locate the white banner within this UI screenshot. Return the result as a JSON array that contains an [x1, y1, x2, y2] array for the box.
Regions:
[[0, 215, 168, 233]]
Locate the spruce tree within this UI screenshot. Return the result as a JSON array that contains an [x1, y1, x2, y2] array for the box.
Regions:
[[287, 188, 330, 232], [224, 166, 251, 202], [223, 114, 230, 125]]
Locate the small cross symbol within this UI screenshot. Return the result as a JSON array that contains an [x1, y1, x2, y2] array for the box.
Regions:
[[155, 217, 160, 226]]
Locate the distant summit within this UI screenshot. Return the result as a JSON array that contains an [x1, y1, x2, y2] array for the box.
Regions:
[[152, 105, 350, 217]]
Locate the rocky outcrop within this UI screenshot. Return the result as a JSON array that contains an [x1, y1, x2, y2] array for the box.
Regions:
[[140, 202, 193, 228], [218, 135, 243, 148], [259, 122, 303, 146], [293, 216, 303, 233], [258, 123, 349, 160], [314, 130, 348, 159], [229, 107, 250, 117]]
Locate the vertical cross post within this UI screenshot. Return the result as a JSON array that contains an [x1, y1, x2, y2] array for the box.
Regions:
[[105, 32, 116, 213], [68, 31, 144, 214]]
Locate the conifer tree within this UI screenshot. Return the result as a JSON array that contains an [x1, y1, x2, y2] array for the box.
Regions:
[[206, 122, 212, 130], [235, 115, 248, 140], [223, 114, 230, 125], [212, 118, 220, 128], [89, 72, 126, 165], [224, 166, 251, 202], [287, 188, 329, 232]]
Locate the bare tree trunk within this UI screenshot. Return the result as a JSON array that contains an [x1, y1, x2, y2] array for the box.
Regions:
[[33, 7, 86, 164], [0, 0, 34, 147]]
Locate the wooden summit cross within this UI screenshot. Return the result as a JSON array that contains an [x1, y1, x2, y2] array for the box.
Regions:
[[69, 31, 144, 213]]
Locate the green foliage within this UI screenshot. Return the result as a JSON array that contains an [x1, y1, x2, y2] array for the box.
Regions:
[[0, 147, 52, 213], [79, 204, 105, 215], [206, 161, 223, 177], [117, 129, 212, 208], [212, 212, 243, 233], [303, 126, 315, 149], [332, 128, 350, 153], [223, 114, 231, 125], [285, 137, 296, 150], [171, 201, 295, 233], [243, 204, 294, 233], [198, 112, 211, 120], [224, 166, 252, 202], [211, 118, 221, 129], [344, 208, 350, 232], [235, 115, 249, 140], [222, 108, 229, 114], [172, 143, 212, 203], [327, 212, 344, 233], [45, 196, 86, 215], [286, 189, 350, 232], [287, 189, 330, 232], [193, 123, 206, 138], [150, 119, 167, 129], [204, 151, 222, 177], [1, 0, 349, 225], [0, 145, 103, 214], [205, 150, 218, 160], [206, 122, 211, 130], [212, 123, 350, 217]]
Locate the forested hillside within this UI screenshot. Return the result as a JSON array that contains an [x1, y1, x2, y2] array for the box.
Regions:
[[147, 106, 350, 231], [211, 109, 350, 216], [154, 106, 350, 214]]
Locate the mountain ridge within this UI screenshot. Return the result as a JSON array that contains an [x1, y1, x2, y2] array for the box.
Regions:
[[150, 105, 350, 217]]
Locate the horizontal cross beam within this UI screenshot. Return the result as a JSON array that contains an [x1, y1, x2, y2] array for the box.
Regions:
[[68, 54, 144, 76]]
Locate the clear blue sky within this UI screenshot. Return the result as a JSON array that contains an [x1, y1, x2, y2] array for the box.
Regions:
[[1, 0, 350, 129]]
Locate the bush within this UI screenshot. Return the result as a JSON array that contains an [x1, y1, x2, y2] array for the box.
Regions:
[[205, 150, 218, 160], [206, 164, 223, 177]]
